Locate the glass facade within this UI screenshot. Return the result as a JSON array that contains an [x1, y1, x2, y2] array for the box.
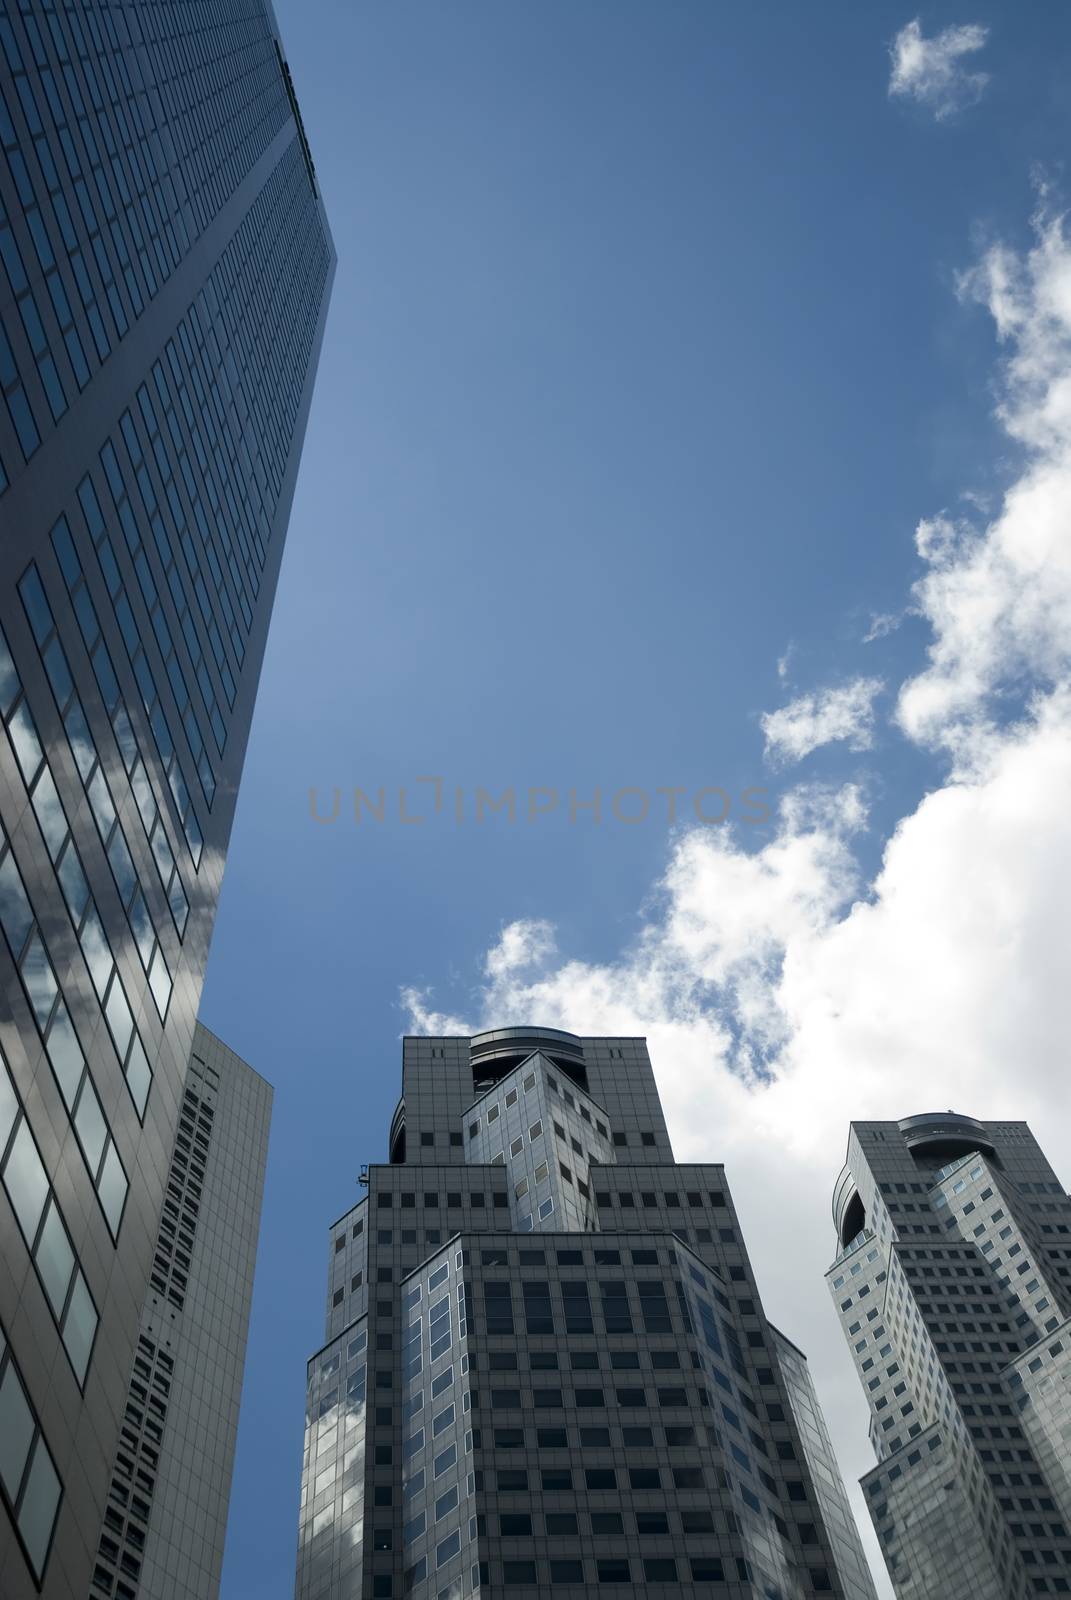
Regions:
[[296, 1032, 878, 1599], [829, 1114, 1071, 1597], [0, 4, 332, 1595]]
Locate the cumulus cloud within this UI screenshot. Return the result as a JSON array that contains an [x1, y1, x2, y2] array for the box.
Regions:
[[761, 677, 884, 764], [888, 17, 990, 120], [402, 204, 1071, 1594]]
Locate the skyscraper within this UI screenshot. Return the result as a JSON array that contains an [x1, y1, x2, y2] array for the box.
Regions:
[[90, 1023, 271, 1600], [0, 5, 333, 1594], [828, 1111, 1071, 1598], [296, 1028, 878, 1599]]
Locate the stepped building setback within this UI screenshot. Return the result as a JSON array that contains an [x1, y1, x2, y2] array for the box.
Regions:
[[296, 1028, 877, 1599]]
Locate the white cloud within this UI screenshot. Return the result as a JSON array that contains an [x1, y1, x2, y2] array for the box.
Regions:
[[889, 17, 990, 121], [899, 211, 1071, 767], [402, 206, 1071, 1595], [761, 677, 884, 764], [862, 610, 903, 642]]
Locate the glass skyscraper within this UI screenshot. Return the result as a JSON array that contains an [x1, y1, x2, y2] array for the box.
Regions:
[[829, 1111, 1071, 1598], [0, 3, 332, 1595], [296, 1028, 877, 1599]]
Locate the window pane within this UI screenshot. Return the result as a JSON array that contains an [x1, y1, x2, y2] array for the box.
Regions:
[[8, 699, 43, 785], [21, 932, 57, 1029], [97, 1142, 127, 1236], [62, 1271, 96, 1385], [104, 979, 133, 1060], [0, 1063, 17, 1156], [46, 1003, 84, 1108], [57, 841, 89, 923], [73, 1084, 107, 1176], [0, 1360, 34, 1501], [30, 768, 67, 862], [18, 1436, 61, 1578], [0, 851, 34, 955], [78, 906, 112, 1000], [4, 1119, 49, 1245], [34, 1196, 74, 1318], [125, 1036, 151, 1118]]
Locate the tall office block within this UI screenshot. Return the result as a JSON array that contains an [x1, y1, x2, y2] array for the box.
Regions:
[[296, 1028, 877, 1600], [0, 4, 333, 1595], [91, 1023, 271, 1600], [828, 1112, 1071, 1598]]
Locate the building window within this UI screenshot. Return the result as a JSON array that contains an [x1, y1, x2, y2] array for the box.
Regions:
[[0, 1327, 63, 1581], [550, 1559, 584, 1583], [596, 1558, 630, 1582]]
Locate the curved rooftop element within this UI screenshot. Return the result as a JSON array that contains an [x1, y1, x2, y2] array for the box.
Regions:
[[389, 1096, 405, 1164], [470, 1026, 584, 1063], [898, 1111, 996, 1165], [832, 1162, 866, 1247], [470, 1026, 587, 1091]]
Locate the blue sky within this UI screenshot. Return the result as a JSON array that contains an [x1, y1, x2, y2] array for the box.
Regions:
[[207, 5, 1071, 1593]]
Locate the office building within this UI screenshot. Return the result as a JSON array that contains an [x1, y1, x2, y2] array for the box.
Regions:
[[90, 1023, 271, 1600], [0, 4, 333, 1594], [829, 1111, 1071, 1598], [296, 1028, 878, 1599]]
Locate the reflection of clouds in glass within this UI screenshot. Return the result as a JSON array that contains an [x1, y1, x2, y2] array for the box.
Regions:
[[78, 907, 113, 1000], [65, 703, 96, 781], [31, 768, 67, 860], [296, 1321, 369, 1591], [7, 701, 43, 785]]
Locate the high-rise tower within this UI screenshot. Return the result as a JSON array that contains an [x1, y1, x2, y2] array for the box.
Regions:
[[0, 5, 332, 1594], [829, 1112, 1071, 1598], [296, 1029, 877, 1599], [90, 1023, 271, 1600]]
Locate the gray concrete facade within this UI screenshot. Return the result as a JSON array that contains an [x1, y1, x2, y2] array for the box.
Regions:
[[296, 1029, 877, 1599], [0, 5, 332, 1595], [90, 1023, 271, 1600], [829, 1112, 1071, 1597]]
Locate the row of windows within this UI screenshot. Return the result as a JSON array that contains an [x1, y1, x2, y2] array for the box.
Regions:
[[377, 1190, 507, 1212], [0, 0, 291, 457], [195, 140, 325, 556], [53, 502, 204, 864], [0, 1320, 62, 1582], [0, 625, 158, 1104], [486, 1385, 701, 1415], [469, 1070, 612, 1142], [0, 54, 156, 464], [403, 1554, 731, 1589], [101, 416, 225, 790], [0, 631, 130, 1235], [485, 1348, 685, 1373], [481, 1277, 677, 1337], [596, 1187, 728, 1210], [20, 562, 179, 996], [135, 345, 245, 692], [19, 557, 189, 936], [0, 1047, 98, 1384], [0, 816, 129, 1234], [487, 1503, 717, 1535]]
